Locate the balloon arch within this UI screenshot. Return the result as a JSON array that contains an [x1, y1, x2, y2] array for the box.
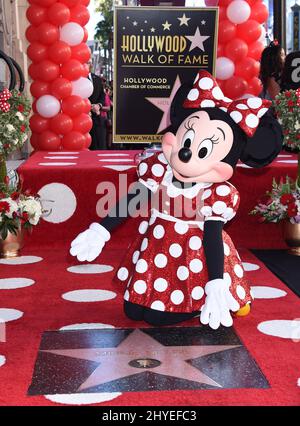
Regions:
[[26, 0, 268, 151]]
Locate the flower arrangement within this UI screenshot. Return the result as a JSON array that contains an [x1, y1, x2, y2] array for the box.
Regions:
[[250, 177, 300, 224]]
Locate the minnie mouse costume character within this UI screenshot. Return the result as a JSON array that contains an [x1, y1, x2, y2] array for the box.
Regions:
[[70, 71, 282, 330]]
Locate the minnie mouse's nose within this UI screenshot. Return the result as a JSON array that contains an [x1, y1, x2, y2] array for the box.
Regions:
[[178, 147, 192, 163]]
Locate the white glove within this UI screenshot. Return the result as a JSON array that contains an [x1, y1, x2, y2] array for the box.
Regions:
[[200, 278, 240, 330], [70, 223, 110, 262]]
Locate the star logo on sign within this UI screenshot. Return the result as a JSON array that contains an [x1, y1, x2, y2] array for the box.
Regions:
[[186, 27, 210, 52], [162, 21, 172, 31], [150, 27, 156, 33], [43, 329, 239, 391], [201, 20, 206, 25], [133, 21, 138, 26], [178, 13, 191, 27]]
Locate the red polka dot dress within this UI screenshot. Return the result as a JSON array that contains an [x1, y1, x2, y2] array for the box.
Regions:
[[115, 152, 252, 314]]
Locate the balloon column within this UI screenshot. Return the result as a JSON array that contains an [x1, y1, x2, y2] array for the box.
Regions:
[[26, 0, 93, 151], [205, 0, 269, 99]]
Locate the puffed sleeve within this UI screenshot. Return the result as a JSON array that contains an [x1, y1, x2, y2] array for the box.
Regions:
[[137, 152, 169, 193], [200, 183, 240, 223]]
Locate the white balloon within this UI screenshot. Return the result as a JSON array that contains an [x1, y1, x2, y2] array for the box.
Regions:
[[60, 22, 84, 46], [227, 1, 251, 24], [72, 77, 94, 98], [36, 95, 61, 118], [216, 57, 235, 80]]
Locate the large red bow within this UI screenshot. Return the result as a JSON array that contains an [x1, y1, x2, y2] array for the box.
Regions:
[[183, 71, 271, 137], [0, 88, 12, 113]]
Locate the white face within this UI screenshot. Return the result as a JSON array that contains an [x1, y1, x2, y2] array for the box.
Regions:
[[162, 110, 234, 183]]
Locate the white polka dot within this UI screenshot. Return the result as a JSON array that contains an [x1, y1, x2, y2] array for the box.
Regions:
[[151, 300, 165, 311], [189, 259, 203, 273], [250, 286, 287, 299], [250, 289, 254, 300], [216, 185, 230, 196], [62, 290, 116, 302], [245, 113, 259, 129], [0, 355, 6, 367], [39, 163, 76, 166], [198, 222, 204, 231], [149, 215, 156, 225], [0, 278, 35, 290], [212, 87, 223, 100], [158, 153, 168, 164], [174, 222, 189, 235], [202, 189, 212, 200], [0, 308, 23, 323], [257, 107, 269, 118], [247, 97, 262, 109], [220, 107, 228, 112], [153, 225, 165, 239], [0, 256, 43, 265], [223, 97, 232, 102], [191, 286, 204, 300], [234, 264, 244, 278], [138, 162, 148, 176], [242, 262, 260, 271], [60, 323, 115, 331], [233, 194, 239, 206], [230, 111, 243, 123], [132, 251, 140, 264], [201, 100, 215, 108], [257, 320, 300, 340], [136, 259, 148, 273], [169, 243, 183, 258], [223, 272, 232, 287], [38, 183, 77, 224], [236, 103, 248, 110], [223, 207, 235, 220], [223, 243, 230, 256], [133, 280, 147, 294], [177, 266, 189, 281], [189, 236, 202, 250], [138, 221, 148, 234], [170, 290, 184, 305], [187, 88, 199, 101], [200, 206, 212, 217], [140, 238, 148, 252], [117, 267, 129, 281], [154, 254, 168, 268], [194, 73, 200, 83], [124, 290, 130, 301], [236, 285, 246, 300], [68, 264, 114, 274], [154, 278, 168, 292], [212, 201, 227, 215], [44, 393, 122, 405], [199, 77, 214, 90], [152, 163, 165, 177]]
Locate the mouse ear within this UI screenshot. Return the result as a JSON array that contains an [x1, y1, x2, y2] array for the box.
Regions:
[[170, 83, 194, 130], [240, 113, 283, 168]]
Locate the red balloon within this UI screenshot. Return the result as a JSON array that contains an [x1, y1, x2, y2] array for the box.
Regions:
[[225, 38, 248, 62], [50, 113, 73, 134], [81, 63, 89, 77], [248, 41, 264, 61], [35, 60, 60, 82], [62, 131, 85, 150], [26, 26, 39, 43], [27, 42, 48, 63], [71, 43, 91, 63], [79, 0, 90, 5], [38, 131, 61, 151], [224, 77, 248, 99], [48, 41, 72, 64], [217, 44, 224, 57], [62, 95, 85, 117], [47, 2, 70, 26], [30, 81, 50, 98], [30, 133, 40, 150], [61, 59, 84, 81], [50, 78, 72, 99], [250, 2, 269, 24], [83, 132, 92, 149], [70, 4, 90, 26], [61, 0, 81, 7], [218, 20, 236, 44], [32, 100, 38, 114], [235, 57, 260, 80], [35, 0, 57, 6], [236, 20, 262, 44], [82, 98, 91, 114], [217, 79, 226, 93], [28, 63, 40, 80], [37, 22, 59, 45], [30, 114, 49, 134], [26, 5, 47, 26], [72, 113, 93, 133], [218, 0, 231, 6], [204, 0, 219, 5], [245, 0, 260, 5], [83, 27, 88, 42], [218, 6, 226, 21], [248, 76, 263, 96]]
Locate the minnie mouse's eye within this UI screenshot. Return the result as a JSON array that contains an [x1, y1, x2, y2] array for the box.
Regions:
[[182, 129, 195, 149], [198, 139, 213, 159]]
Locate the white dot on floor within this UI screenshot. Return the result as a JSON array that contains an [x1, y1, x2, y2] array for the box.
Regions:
[[103, 165, 135, 171], [0, 355, 6, 367], [44, 393, 122, 405], [38, 183, 77, 224], [257, 320, 300, 339], [0, 278, 35, 290], [67, 264, 114, 274], [0, 256, 43, 265], [0, 308, 23, 322], [62, 290, 117, 303], [242, 262, 260, 271], [39, 162, 77, 166], [59, 323, 115, 331], [250, 286, 287, 299]]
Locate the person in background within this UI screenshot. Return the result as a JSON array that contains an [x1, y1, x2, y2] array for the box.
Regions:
[[259, 40, 286, 100], [280, 51, 300, 91], [102, 84, 113, 149]]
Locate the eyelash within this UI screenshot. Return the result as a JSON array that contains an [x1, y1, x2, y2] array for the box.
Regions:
[[183, 121, 221, 145], [184, 120, 195, 131]]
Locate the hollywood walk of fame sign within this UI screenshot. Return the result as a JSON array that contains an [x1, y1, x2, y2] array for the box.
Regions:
[[113, 7, 218, 144]]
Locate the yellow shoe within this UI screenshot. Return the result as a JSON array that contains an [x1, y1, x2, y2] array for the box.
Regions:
[[235, 303, 251, 317]]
